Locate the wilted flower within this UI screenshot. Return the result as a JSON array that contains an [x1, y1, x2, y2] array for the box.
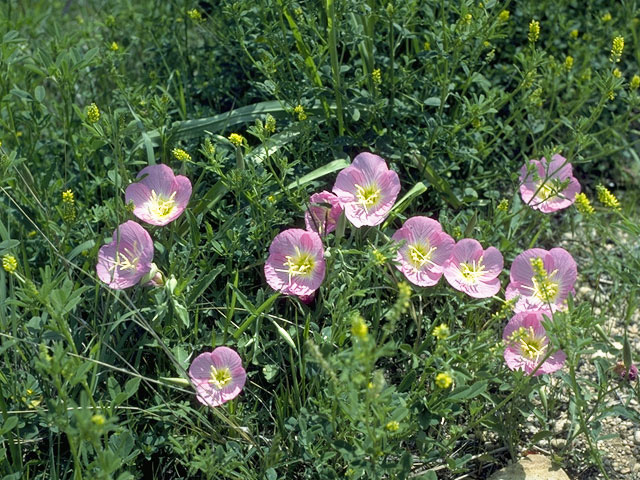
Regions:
[[503, 311, 566, 376], [264, 229, 326, 297], [519, 154, 581, 213], [189, 347, 247, 407], [505, 247, 577, 313], [613, 362, 638, 381], [125, 164, 192, 226], [391, 216, 454, 287], [443, 239, 503, 298], [304, 191, 343, 236], [333, 152, 401, 228], [96, 221, 154, 289]]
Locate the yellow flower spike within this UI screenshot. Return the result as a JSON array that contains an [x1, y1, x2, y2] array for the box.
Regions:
[[109, 41, 119, 51], [61, 189, 76, 223], [613, 68, 622, 78], [86, 103, 100, 123], [351, 315, 369, 339], [574, 193, 594, 215], [91, 414, 106, 426], [570, 29, 579, 39], [172, 147, 191, 162], [2, 254, 18, 274], [187, 9, 203, 22], [228, 133, 245, 147], [610, 36, 624, 63], [564, 56, 574, 71], [435, 372, 453, 389], [293, 104, 307, 121], [602, 12, 612, 22], [385, 421, 400, 432], [528, 20, 540, 43], [497, 198, 509, 211], [264, 114, 276, 133], [596, 184, 621, 210], [372, 68, 382, 85], [433, 324, 450, 340], [498, 10, 510, 22], [630, 74, 640, 89]]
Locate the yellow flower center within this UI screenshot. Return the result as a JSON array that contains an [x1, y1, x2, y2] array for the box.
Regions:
[[148, 190, 177, 219], [355, 183, 381, 212], [283, 247, 316, 283], [209, 366, 232, 389], [110, 243, 140, 272], [407, 243, 436, 270], [509, 326, 547, 361], [459, 258, 486, 283]]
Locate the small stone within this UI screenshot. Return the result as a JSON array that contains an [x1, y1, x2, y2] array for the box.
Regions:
[[488, 454, 570, 480], [550, 438, 566, 448], [634, 430, 640, 445]]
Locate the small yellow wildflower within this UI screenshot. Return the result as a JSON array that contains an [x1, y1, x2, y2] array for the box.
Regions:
[[385, 421, 400, 432], [264, 114, 276, 134], [433, 324, 450, 340], [608, 90, 616, 101], [293, 104, 307, 121], [62, 189, 74, 204], [528, 20, 540, 43], [483, 40, 491, 48], [267, 195, 276, 203], [172, 147, 191, 162], [61, 189, 76, 223], [187, 9, 202, 22], [601, 12, 612, 22], [91, 414, 106, 426], [2, 254, 18, 274], [351, 315, 369, 339], [294, 7, 303, 17], [86, 103, 100, 123], [385, 3, 394, 17], [498, 10, 510, 22], [462, 13, 472, 25], [497, 198, 509, 211], [631, 74, 640, 89], [564, 56, 574, 71], [228, 133, 245, 147], [570, 29, 579, 39], [610, 36, 624, 63], [596, 184, 621, 210], [613, 68, 622, 78], [109, 41, 119, 51], [372, 68, 382, 85], [435, 372, 453, 389], [574, 193, 594, 215], [423, 41, 431, 51], [371, 248, 387, 265]]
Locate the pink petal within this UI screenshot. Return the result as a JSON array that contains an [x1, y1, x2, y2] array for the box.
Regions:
[[136, 164, 176, 198]]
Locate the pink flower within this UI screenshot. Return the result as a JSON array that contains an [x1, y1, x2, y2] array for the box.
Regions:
[[443, 239, 503, 298], [189, 347, 247, 407], [391, 216, 454, 287], [503, 311, 566, 376], [96, 221, 154, 289], [332, 152, 400, 227], [505, 248, 577, 313], [125, 164, 192, 226], [264, 229, 326, 297], [519, 154, 581, 213], [304, 191, 343, 236], [613, 362, 638, 382]]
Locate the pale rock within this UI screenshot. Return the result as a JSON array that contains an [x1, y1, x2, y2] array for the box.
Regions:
[[488, 454, 570, 480]]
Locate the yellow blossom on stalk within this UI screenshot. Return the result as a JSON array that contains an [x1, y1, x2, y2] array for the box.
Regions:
[[351, 315, 369, 339], [631, 74, 640, 89], [264, 114, 276, 133], [228, 133, 245, 147], [610, 36, 624, 63], [371, 248, 387, 265], [596, 184, 621, 210], [602, 12, 612, 22], [172, 147, 191, 162], [528, 20, 540, 43], [293, 104, 307, 121], [433, 324, 450, 340], [564, 56, 574, 71], [574, 193, 594, 215], [61, 189, 76, 223], [570, 29, 579, 39], [2, 254, 18, 274], [109, 41, 119, 51], [462, 13, 472, 25], [423, 41, 431, 50], [372, 68, 382, 85], [498, 10, 510, 22], [497, 198, 509, 211], [608, 90, 615, 100], [86, 103, 100, 123], [91, 414, 106, 426], [613, 68, 622, 78], [187, 9, 202, 21], [385, 421, 400, 432], [435, 372, 453, 389]]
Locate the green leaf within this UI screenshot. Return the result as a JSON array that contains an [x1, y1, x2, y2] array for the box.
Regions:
[[0, 416, 19, 435], [233, 291, 280, 339], [448, 380, 488, 402], [382, 181, 428, 227], [270, 319, 297, 352], [425, 97, 441, 107], [245, 128, 301, 164], [34, 85, 45, 102], [286, 158, 350, 190]]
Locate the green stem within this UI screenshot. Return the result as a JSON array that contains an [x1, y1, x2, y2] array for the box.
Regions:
[[327, 0, 344, 135]]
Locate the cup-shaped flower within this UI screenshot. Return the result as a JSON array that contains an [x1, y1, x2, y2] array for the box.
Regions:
[[332, 152, 400, 227], [503, 312, 566, 376], [96, 221, 154, 289], [519, 154, 581, 213], [505, 247, 577, 313], [443, 239, 503, 298], [304, 191, 343, 236], [264, 229, 326, 297], [189, 347, 247, 407], [125, 164, 192, 226], [391, 216, 454, 287]]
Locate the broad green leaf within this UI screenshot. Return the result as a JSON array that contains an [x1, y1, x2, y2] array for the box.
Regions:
[[286, 158, 350, 190]]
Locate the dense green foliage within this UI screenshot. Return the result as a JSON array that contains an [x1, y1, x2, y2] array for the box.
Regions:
[[1, 1, 639, 479]]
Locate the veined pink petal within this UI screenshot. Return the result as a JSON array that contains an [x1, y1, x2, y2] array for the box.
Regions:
[[443, 239, 503, 298], [136, 164, 176, 198], [518, 155, 581, 213], [304, 191, 343, 235], [189, 347, 247, 408]]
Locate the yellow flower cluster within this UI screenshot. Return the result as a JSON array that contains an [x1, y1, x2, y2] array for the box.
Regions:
[[528, 20, 540, 43], [187, 9, 203, 22], [293, 104, 307, 121], [2, 254, 18, 274], [570, 29, 579, 39], [497, 198, 509, 211], [610, 36, 624, 63], [61, 189, 76, 223], [564, 56, 574, 71], [264, 114, 276, 134], [602, 12, 612, 22], [385, 421, 400, 432], [574, 193, 594, 215], [432, 323, 450, 340], [172, 148, 191, 162], [351, 315, 369, 339], [110, 41, 119, 52], [631, 74, 640, 89], [613, 68, 622, 78], [596, 184, 621, 210], [498, 10, 510, 22], [228, 133, 245, 147], [86, 103, 100, 123], [435, 372, 453, 389], [372, 68, 382, 85]]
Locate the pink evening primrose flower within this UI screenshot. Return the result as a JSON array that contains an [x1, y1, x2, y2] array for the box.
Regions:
[[125, 164, 192, 226], [264, 228, 326, 297], [332, 152, 401, 227], [304, 191, 343, 236], [96, 221, 154, 289], [503, 311, 566, 376], [391, 216, 454, 287], [189, 347, 247, 407], [443, 239, 503, 298], [505, 247, 577, 313], [519, 154, 581, 213]]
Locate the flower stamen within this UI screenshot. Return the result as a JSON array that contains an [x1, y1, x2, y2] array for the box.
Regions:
[[355, 183, 381, 213], [148, 190, 177, 219], [209, 366, 232, 389]]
